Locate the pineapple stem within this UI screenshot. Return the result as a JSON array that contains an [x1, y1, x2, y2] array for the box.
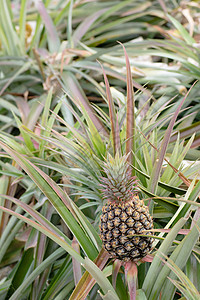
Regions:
[[125, 261, 138, 300], [112, 259, 122, 289]]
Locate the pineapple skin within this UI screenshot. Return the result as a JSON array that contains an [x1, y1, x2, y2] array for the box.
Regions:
[[100, 195, 154, 262]]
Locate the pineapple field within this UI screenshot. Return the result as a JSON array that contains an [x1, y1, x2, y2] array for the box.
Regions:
[[0, 0, 200, 299]]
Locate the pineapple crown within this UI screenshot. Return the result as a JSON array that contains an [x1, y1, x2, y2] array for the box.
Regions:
[[100, 152, 138, 202]]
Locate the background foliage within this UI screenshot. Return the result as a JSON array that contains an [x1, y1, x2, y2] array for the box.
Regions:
[[0, 0, 200, 299]]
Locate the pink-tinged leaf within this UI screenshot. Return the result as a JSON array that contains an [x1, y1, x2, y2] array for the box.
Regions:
[[191, 208, 200, 229], [0, 174, 18, 235], [140, 255, 154, 263], [73, 61, 151, 98], [0, 141, 98, 259], [112, 259, 122, 289], [35, 0, 60, 53], [158, 252, 200, 297], [25, 228, 38, 250], [118, 42, 135, 169], [16, 227, 38, 248], [0, 176, 9, 236], [169, 121, 200, 144], [100, 62, 121, 155], [0, 194, 69, 240], [15, 97, 30, 125], [151, 228, 190, 235], [191, 135, 200, 149], [125, 262, 138, 300], [73, 9, 107, 47], [148, 81, 197, 194], [10, 175, 24, 186], [115, 114, 121, 154], [69, 248, 110, 300], [72, 237, 82, 285], [0, 205, 83, 263], [62, 72, 108, 138], [139, 129, 191, 188], [32, 202, 55, 299], [158, 0, 168, 14], [26, 95, 46, 131]]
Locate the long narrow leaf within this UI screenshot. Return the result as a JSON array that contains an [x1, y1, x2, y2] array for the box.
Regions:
[[0, 140, 98, 259], [9, 248, 65, 300], [148, 82, 196, 193], [149, 217, 200, 299], [70, 248, 109, 300], [100, 63, 120, 155], [143, 217, 187, 297], [0, 205, 116, 297], [35, 0, 60, 52], [119, 42, 135, 169]]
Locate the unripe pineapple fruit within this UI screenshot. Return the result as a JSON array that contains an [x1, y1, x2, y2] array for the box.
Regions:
[[100, 153, 154, 262]]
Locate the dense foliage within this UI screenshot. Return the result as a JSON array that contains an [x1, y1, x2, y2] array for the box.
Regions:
[[0, 1, 199, 299]]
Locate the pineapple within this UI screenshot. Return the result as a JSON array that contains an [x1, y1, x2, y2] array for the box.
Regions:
[[100, 153, 154, 262]]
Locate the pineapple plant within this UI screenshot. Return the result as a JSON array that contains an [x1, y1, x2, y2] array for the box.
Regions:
[[100, 153, 154, 262]]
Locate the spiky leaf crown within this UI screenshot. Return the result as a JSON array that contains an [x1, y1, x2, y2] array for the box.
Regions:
[[100, 152, 138, 203]]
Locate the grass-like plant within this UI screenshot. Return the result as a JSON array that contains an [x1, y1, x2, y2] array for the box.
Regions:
[[0, 45, 200, 299], [0, 1, 200, 299]]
